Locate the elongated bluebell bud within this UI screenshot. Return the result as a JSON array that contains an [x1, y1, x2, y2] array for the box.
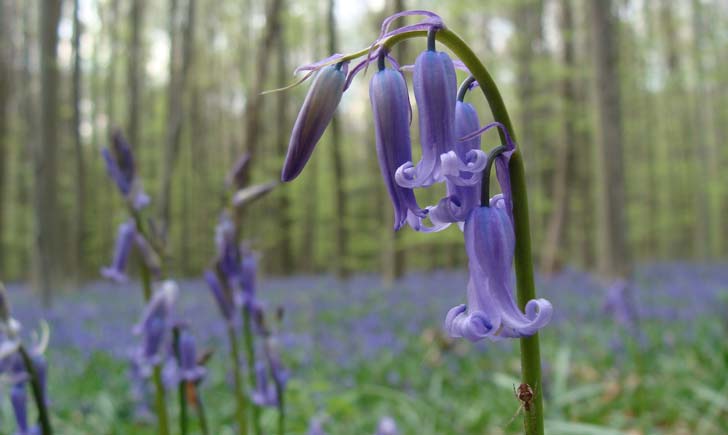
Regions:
[[281, 64, 348, 182]]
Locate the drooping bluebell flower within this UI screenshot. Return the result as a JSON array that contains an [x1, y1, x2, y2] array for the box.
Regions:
[[369, 64, 426, 230], [428, 100, 483, 227], [102, 130, 149, 209], [204, 270, 236, 322], [10, 382, 41, 435], [214, 212, 242, 287], [282, 63, 348, 182], [307, 418, 327, 435], [133, 281, 178, 374], [100, 220, 136, 283], [128, 357, 154, 422], [239, 248, 259, 311], [251, 360, 279, 407], [176, 328, 206, 383], [445, 204, 552, 341], [374, 416, 398, 435]]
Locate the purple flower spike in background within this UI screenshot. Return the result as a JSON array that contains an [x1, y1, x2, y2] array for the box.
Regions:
[[101, 220, 136, 283], [251, 361, 279, 407], [282, 63, 348, 182], [134, 281, 178, 374], [445, 205, 552, 341], [102, 130, 149, 210], [204, 270, 235, 322], [10, 383, 40, 435], [370, 63, 426, 230], [374, 416, 398, 435], [395, 48, 458, 188], [177, 328, 206, 383]]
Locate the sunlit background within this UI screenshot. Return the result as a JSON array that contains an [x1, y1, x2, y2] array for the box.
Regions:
[[0, 0, 727, 433]]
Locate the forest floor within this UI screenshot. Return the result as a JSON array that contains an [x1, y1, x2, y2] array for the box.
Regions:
[[3, 262, 728, 434]]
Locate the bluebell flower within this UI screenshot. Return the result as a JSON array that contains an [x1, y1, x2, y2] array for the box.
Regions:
[[102, 130, 149, 209], [10, 382, 41, 435], [445, 204, 552, 341], [176, 328, 206, 383], [307, 418, 327, 435], [204, 270, 236, 322], [369, 64, 426, 230], [374, 416, 398, 435], [214, 212, 243, 286], [251, 360, 279, 407], [100, 220, 136, 283], [282, 63, 348, 182], [133, 281, 178, 374]]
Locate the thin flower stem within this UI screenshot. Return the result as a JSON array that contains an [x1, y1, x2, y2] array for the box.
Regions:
[[139, 254, 171, 435], [172, 328, 189, 435], [227, 324, 249, 435], [242, 309, 263, 435], [18, 345, 53, 435], [383, 28, 546, 435], [276, 382, 285, 435], [195, 388, 211, 435]]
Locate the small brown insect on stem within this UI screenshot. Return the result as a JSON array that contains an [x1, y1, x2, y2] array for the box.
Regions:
[[516, 383, 535, 412]]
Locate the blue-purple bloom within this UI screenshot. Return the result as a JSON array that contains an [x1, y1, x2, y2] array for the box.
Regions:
[[204, 270, 235, 322], [102, 130, 149, 209], [282, 64, 348, 182], [374, 416, 398, 435], [176, 328, 206, 383], [307, 418, 327, 435], [100, 220, 136, 283], [10, 382, 41, 435], [251, 360, 279, 407], [369, 66, 425, 230], [445, 203, 552, 341], [133, 281, 178, 373]]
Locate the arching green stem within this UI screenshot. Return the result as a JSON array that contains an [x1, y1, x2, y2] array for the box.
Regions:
[[384, 28, 546, 435]]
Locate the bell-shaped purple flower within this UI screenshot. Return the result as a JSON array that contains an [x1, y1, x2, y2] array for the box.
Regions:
[[101, 220, 136, 283], [251, 361, 279, 407], [428, 101, 483, 226], [395, 49, 457, 188], [282, 64, 348, 182], [10, 383, 41, 435], [177, 329, 206, 383], [204, 270, 235, 322], [374, 417, 398, 435], [369, 67, 425, 230], [214, 213, 242, 286], [240, 249, 258, 311], [102, 130, 149, 209], [133, 281, 178, 373], [445, 205, 552, 341]]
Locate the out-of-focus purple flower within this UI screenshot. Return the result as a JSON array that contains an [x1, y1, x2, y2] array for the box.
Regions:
[[102, 130, 149, 209], [133, 281, 178, 373], [176, 328, 206, 383], [240, 249, 258, 310], [307, 418, 327, 435], [369, 65, 425, 230], [603, 279, 639, 328], [128, 357, 154, 422], [395, 49, 457, 188], [30, 353, 48, 406], [282, 64, 348, 182], [445, 205, 552, 341], [226, 153, 251, 190], [101, 221, 136, 283], [204, 270, 235, 322], [264, 335, 289, 388], [251, 360, 279, 407], [374, 416, 398, 435], [0, 283, 21, 359], [10, 383, 41, 435], [214, 213, 242, 286]]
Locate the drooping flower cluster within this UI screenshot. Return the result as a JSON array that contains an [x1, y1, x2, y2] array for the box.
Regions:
[[279, 10, 552, 341]]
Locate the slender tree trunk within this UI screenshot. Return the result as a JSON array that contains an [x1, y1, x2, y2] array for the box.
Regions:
[[589, 0, 630, 278], [160, 0, 196, 235], [540, 0, 576, 275], [0, 0, 12, 276], [326, 0, 348, 279], [275, 2, 293, 275], [36, 0, 63, 305], [127, 0, 143, 150], [72, 0, 87, 281]]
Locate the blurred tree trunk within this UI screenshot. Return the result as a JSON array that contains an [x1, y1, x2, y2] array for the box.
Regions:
[[239, 0, 282, 179], [160, 0, 196, 236], [36, 0, 63, 305], [106, 0, 119, 135], [0, 0, 11, 276], [127, 0, 143, 150], [690, 0, 720, 258], [72, 0, 87, 281], [275, 3, 293, 275], [327, 0, 348, 279], [588, 0, 630, 278], [540, 0, 575, 275]]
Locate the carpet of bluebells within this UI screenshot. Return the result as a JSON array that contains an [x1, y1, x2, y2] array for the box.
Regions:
[[3, 262, 728, 435]]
